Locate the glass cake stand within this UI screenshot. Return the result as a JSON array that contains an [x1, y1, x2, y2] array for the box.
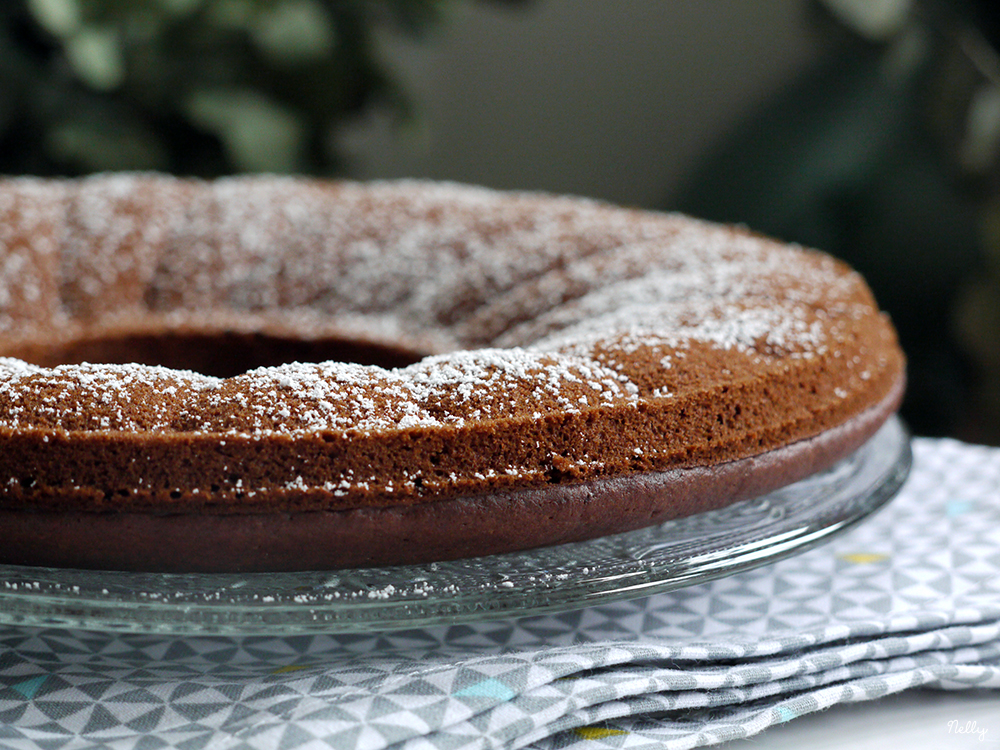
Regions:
[[0, 417, 911, 635]]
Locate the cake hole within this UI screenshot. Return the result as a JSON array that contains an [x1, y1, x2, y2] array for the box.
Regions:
[[12, 332, 425, 378]]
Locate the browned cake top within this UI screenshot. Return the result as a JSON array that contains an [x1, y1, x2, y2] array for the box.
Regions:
[[0, 175, 904, 513]]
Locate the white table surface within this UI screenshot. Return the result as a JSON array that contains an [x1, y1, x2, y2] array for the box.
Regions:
[[722, 689, 999, 749]]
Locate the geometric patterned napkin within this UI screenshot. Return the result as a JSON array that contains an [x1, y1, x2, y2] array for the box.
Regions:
[[1, 437, 999, 750]]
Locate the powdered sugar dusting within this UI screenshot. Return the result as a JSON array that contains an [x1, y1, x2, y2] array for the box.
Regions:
[[0, 175, 881, 441], [195, 348, 639, 435]]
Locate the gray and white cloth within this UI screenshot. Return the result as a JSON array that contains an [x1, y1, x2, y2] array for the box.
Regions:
[[1, 436, 999, 750]]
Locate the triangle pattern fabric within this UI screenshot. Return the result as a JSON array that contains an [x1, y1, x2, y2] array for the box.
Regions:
[[0, 437, 997, 750]]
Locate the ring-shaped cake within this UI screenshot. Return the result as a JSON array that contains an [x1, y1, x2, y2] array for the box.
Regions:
[[0, 174, 905, 571]]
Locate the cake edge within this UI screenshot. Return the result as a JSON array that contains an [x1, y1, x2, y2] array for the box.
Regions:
[[0, 374, 905, 572]]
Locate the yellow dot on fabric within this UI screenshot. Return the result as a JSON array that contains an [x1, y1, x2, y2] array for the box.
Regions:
[[573, 727, 629, 740], [271, 664, 312, 674], [838, 552, 889, 564]]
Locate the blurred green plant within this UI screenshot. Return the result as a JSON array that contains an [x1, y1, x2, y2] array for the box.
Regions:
[[0, 0, 521, 176], [675, 0, 1000, 444]]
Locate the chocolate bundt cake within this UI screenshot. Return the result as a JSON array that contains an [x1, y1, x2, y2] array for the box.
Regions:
[[0, 174, 905, 572]]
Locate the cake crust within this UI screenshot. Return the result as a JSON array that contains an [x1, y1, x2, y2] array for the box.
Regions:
[[0, 175, 906, 570], [0, 377, 902, 572]]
